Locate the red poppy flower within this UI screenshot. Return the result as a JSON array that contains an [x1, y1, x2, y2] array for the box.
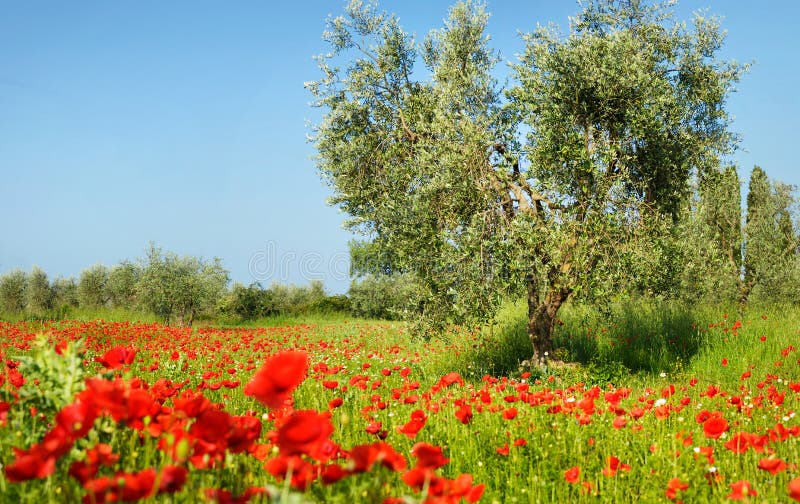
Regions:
[[411, 442, 449, 469], [321, 464, 346, 484], [204, 487, 266, 504], [8, 368, 25, 388], [4, 445, 57, 482], [723, 432, 751, 454], [455, 404, 473, 424], [86, 443, 118, 467], [789, 477, 800, 502], [703, 415, 729, 439], [397, 409, 427, 438], [68, 460, 96, 485], [503, 408, 518, 420], [348, 442, 406, 473], [602, 456, 630, 477], [757, 457, 787, 475], [95, 346, 138, 370], [564, 466, 580, 484], [227, 415, 262, 454], [56, 401, 97, 441], [276, 410, 334, 457], [727, 480, 757, 500], [402, 467, 435, 490], [448, 473, 485, 503], [439, 372, 464, 387], [190, 409, 233, 444], [245, 351, 309, 409], [158, 465, 188, 493], [172, 390, 212, 418], [665, 478, 688, 500]]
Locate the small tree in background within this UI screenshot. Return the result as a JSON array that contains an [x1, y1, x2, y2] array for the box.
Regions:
[[137, 244, 229, 326], [349, 274, 419, 320], [107, 261, 139, 308], [0, 269, 28, 314], [26, 267, 54, 315], [78, 264, 109, 309], [743, 166, 800, 305], [679, 166, 744, 304], [51, 277, 79, 311]]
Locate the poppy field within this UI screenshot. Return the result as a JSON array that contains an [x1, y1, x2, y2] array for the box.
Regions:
[[1, 310, 799, 503]]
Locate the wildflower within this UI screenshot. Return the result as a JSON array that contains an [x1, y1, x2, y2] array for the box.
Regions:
[[410, 442, 449, 469], [788, 477, 800, 501], [276, 410, 334, 458], [703, 415, 729, 439], [602, 456, 630, 477], [757, 457, 787, 475], [564, 466, 580, 484], [95, 346, 138, 370], [397, 409, 427, 438], [244, 351, 308, 409], [665, 478, 688, 500], [727, 480, 757, 500]]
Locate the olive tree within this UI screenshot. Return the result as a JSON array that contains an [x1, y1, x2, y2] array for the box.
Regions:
[[78, 264, 110, 308], [52, 277, 79, 310], [26, 266, 54, 315], [310, 0, 743, 365], [0, 269, 27, 314], [137, 244, 229, 326], [107, 261, 139, 308]]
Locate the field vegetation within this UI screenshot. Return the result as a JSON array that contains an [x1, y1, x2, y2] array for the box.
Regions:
[[3, 0, 800, 502]]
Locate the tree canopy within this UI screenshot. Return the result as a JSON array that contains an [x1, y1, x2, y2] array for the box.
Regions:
[[309, 0, 746, 365]]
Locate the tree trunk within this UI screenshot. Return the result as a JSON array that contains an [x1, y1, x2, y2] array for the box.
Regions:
[[737, 278, 754, 316], [527, 278, 570, 368]]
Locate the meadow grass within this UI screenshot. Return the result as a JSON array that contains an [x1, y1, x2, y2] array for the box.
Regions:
[[0, 301, 798, 502]]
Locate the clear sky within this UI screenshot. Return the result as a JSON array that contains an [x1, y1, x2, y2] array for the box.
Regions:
[[1, 1, 798, 293]]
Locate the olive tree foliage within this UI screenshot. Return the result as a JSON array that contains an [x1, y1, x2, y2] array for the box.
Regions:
[[137, 244, 229, 326], [26, 266, 54, 315], [309, 0, 744, 365], [52, 277, 79, 310], [107, 261, 139, 308], [0, 269, 27, 314], [78, 264, 110, 309]]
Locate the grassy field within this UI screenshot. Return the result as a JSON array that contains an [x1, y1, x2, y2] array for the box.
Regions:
[[1, 302, 798, 502]]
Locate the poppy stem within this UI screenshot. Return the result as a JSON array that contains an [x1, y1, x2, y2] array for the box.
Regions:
[[281, 463, 294, 501]]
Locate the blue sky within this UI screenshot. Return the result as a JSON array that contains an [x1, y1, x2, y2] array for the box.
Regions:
[[1, 1, 798, 293]]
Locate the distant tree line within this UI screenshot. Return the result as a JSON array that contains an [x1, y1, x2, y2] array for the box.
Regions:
[[621, 166, 800, 308], [0, 244, 346, 325], [0, 242, 416, 324]]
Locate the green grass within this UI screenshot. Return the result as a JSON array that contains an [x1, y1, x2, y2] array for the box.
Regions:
[[1, 301, 798, 503]]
